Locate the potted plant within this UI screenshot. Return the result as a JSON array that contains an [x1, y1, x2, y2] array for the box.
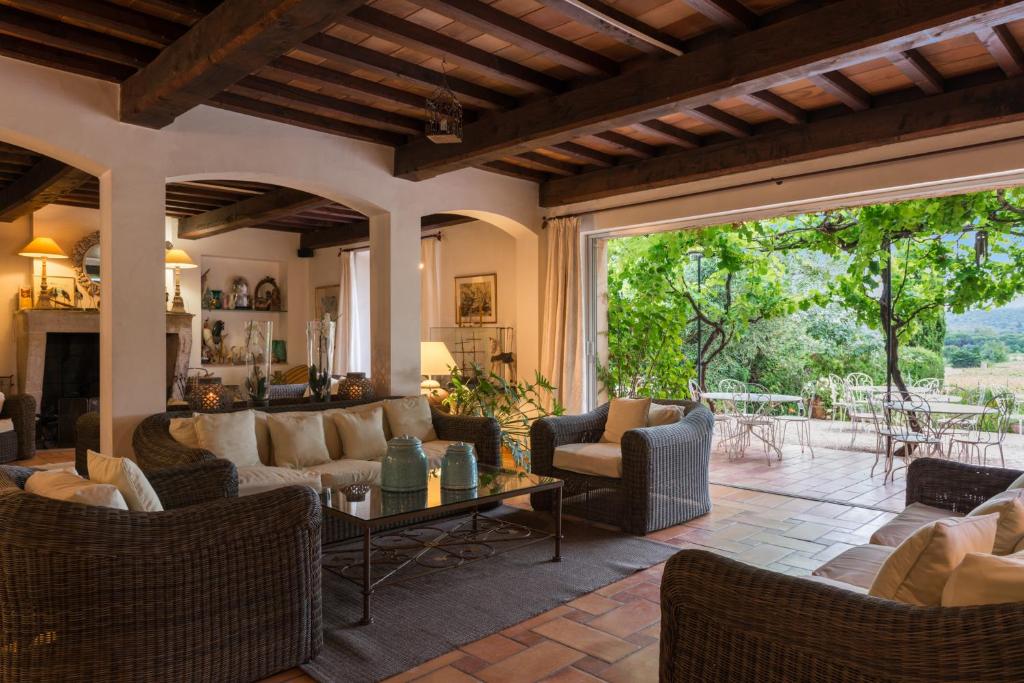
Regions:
[[443, 365, 564, 471]]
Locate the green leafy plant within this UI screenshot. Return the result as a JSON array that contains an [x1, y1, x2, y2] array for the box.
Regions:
[[443, 365, 564, 470]]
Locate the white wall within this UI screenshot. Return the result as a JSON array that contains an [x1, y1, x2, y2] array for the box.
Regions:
[[0, 215, 32, 381], [436, 220, 518, 329]]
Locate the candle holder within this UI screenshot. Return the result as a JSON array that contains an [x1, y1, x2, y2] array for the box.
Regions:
[[338, 372, 374, 401]]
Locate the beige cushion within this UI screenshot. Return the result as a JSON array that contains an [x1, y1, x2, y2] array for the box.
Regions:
[[193, 410, 261, 468], [421, 440, 459, 469], [347, 401, 392, 439], [253, 412, 273, 465], [601, 398, 651, 443], [812, 544, 896, 590], [384, 396, 438, 443], [332, 406, 388, 460], [86, 450, 163, 512], [648, 404, 681, 427], [941, 551, 1024, 606], [168, 417, 200, 449], [318, 408, 349, 459], [266, 412, 331, 469], [1008, 472, 1024, 489], [25, 469, 128, 510], [0, 418, 13, 434], [869, 503, 962, 548], [868, 514, 999, 606], [237, 465, 323, 497], [553, 442, 623, 479], [304, 459, 382, 489], [968, 489, 1024, 555]]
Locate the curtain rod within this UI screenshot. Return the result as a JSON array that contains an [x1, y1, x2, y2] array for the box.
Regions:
[[337, 231, 442, 255]]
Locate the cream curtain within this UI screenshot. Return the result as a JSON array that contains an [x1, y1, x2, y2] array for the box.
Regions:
[[540, 215, 584, 413], [420, 235, 442, 340], [334, 250, 355, 374]]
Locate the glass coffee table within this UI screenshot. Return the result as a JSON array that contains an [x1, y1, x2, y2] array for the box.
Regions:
[[322, 466, 563, 625]]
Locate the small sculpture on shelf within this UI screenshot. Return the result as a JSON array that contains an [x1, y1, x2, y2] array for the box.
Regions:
[[202, 319, 228, 364]]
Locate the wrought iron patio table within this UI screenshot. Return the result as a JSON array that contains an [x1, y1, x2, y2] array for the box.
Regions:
[[701, 392, 801, 458], [321, 466, 563, 625], [850, 386, 962, 403]]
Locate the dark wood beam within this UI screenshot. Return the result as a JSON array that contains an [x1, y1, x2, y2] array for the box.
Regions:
[[683, 105, 751, 137], [552, 142, 617, 166], [300, 34, 516, 110], [977, 24, 1024, 76], [536, 0, 686, 56], [740, 90, 807, 124], [541, 75, 1024, 206], [890, 49, 945, 94], [634, 120, 702, 148], [595, 131, 658, 157], [481, 161, 550, 182], [810, 71, 872, 111], [106, 0, 209, 25], [0, 158, 92, 222], [0, 34, 134, 81], [120, 0, 366, 128], [407, 0, 618, 76], [422, 213, 477, 229], [267, 57, 427, 112], [395, 0, 1024, 180], [2, 0, 184, 48], [516, 152, 578, 175], [210, 92, 406, 145], [299, 220, 369, 250], [684, 0, 758, 33], [178, 187, 334, 239]]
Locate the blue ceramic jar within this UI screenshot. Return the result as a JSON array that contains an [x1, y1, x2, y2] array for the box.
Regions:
[[441, 442, 478, 490], [381, 435, 428, 492]]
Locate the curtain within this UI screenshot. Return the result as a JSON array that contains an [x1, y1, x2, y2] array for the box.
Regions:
[[420, 236, 441, 340], [335, 250, 355, 374], [540, 215, 584, 413]]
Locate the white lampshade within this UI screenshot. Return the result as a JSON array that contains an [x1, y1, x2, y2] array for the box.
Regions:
[[420, 341, 456, 376]]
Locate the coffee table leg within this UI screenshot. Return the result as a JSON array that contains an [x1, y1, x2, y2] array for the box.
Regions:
[[361, 527, 373, 625], [553, 486, 562, 562]]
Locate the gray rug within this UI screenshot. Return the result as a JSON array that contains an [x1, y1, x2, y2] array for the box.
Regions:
[[302, 506, 676, 683]]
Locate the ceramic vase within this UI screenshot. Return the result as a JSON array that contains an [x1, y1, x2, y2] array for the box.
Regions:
[[381, 435, 428, 492], [440, 442, 478, 490]]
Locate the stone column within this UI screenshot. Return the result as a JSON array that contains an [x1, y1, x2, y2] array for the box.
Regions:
[[369, 210, 420, 397], [99, 168, 167, 458]]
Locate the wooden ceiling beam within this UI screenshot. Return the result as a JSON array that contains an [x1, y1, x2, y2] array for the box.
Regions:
[[594, 131, 657, 157], [178, 187, 334, 239], [396, 0, 1024, 180], [740, 90, 807, 124], [890, 48, 945, 94], [634, 119, 702, 148], [300, 220, 369, 249], [0, 158, 92, 222], [683, 105, 751, 137], [536, 0, 685, 56], [406, 0, 618, 76], [342, 6, 563, 93], [977, 24, 1024, 76], [515, 152, 578, 175], [810, 71, 872, 111], [684, 0, 758, 33], [120, 0, 366, 128], [552, 142, 617, 167], [481, 161, 550, 182], [300, 34, 516, 110], [541, 74, 1024, 206], [105, 0, 209, 25], [0, 34, 135, 81], [268, 56, 428, 112], [422, 213, 477, 229], [1, 0, 184, 48]]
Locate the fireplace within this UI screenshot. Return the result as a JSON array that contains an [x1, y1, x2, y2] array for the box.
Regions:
[[41, 333, 100, 446]]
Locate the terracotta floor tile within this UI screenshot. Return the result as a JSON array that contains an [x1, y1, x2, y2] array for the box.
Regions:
[[568, 593, 622, 616], [452, 655, 491, 675], [476, 641, 586, 683], [414, 665, 480, 683], [461, 634, 527, 664], [614, 581, 661, 604], [533, 618, 639, 663], [508, 630, 547, 647], [541, 667, 605, 682], [587, 600, 660, 638], [383, 651, 466, 683], [503, 606, 575, 637], [600, 644, 660, 683], [572, 656, 611, 676]]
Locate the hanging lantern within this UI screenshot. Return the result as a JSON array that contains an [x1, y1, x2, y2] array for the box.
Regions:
[[974, 229, 989, 265], [426, 62, 463, 144]]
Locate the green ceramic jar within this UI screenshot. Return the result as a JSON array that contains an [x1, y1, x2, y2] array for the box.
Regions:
[[440, 442, 478, 490], [380, 435, 428, 492]]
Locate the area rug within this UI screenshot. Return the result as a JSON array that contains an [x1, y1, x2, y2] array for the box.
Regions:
[[302, 506, 676, 683]]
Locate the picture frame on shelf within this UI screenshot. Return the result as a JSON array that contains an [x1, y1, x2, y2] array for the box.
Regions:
[[315, 285, 340, 321], [32, 275, 79, 309], [254, 276, 282, 311], [454, 273, 497, 325]]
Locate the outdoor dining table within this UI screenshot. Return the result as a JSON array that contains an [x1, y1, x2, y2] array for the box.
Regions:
[[701, 392, 802, 459], [848, 386, 962, 403]]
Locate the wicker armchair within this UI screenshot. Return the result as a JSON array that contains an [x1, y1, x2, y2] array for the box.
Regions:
[[529, 400, 715, 535], [0, 464, 321, 681], [660, 458, 1024, 682], [0, 394, 35, 462]]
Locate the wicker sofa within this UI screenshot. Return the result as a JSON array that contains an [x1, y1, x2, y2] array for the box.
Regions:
[[0, 394, 36, 462], [660, 458, 1024, 682], [0, 462, 321, 681], [529, 400, 715, 535]]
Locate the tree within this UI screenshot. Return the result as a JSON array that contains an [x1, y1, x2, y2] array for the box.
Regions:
[[980, 339, 1010, 364], [947, 345, 982, 368]]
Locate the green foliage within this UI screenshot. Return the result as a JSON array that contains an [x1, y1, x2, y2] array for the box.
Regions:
[[980, 339, 1010, 364], [946, 345, 982, 368], [908, 310, 947, 354], [899, 346, 946, 382]]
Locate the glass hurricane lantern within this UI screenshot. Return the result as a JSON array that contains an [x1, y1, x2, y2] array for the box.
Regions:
[[244, 320, 272, 407], [307, 317, 336, 402]]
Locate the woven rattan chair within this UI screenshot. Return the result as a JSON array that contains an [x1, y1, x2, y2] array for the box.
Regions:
[[529, 400, 714, 535], [0, 394, 35, 462], [0, 462, 321, 681], [660, 458, 1024, 683]]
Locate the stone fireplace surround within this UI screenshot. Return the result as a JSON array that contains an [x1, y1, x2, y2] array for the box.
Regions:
[[15, 310, 193, 408]]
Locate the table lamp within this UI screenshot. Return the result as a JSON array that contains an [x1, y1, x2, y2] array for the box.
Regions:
[[420, 341, 456, 400], [19, 237, 67, 309], [165, 247, 197, 313]]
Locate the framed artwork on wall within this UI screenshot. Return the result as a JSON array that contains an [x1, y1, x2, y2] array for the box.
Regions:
[[315, 284, 340, 321], [454, 273, 497, 325]]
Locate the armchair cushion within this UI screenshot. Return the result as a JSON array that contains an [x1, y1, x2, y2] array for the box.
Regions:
[[553, 442, 622, 479], [87, 450, 163, 512], [812, 543, 895, 590], [601, 397, 650, 443], [384, 396, 437, 443], [237, 465, 322, 496], [25, 469, 128, 509], [869, 502, 961, 547], [648, 404, 681, 426], [942, 550, 1024, 606], [967, 489, 1024, 554], [421, 440, 459, 468]]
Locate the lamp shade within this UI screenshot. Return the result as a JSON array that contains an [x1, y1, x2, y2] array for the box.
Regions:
[[165, 248, 197, 269], [18, 237, 67, 259], [420, 341, 456, 376]]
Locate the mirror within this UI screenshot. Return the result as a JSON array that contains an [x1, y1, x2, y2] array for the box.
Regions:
[[71, 231, 100, 303]]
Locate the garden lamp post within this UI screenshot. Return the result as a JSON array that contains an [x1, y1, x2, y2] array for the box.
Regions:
[[688, 248, 705, 389]]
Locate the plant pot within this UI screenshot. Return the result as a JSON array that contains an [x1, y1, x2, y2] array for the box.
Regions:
[[811, 397, 827, 420]]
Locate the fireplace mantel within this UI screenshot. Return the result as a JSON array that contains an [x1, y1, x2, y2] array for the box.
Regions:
[[15, 310, 193, 407]]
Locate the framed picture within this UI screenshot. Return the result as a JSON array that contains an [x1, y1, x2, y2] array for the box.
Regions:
[[315, 284, 340, 321], [454, 273, 497, 325]]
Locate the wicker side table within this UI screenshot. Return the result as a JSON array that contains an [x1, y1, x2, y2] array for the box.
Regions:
[[0, 430, 20, 463]]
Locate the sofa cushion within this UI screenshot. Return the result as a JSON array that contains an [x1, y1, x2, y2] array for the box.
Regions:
[[421, 440, 459, 469], [267, 412, 331, 469], [236, 465, 323, 497], [87, 450, 163, 512], [968, 489, 1024, 555], [304, 459, 381, 489], [812, 543, 895, 590], [332, 406, 388, 460], [941, 550, 1024, 606], [601, 398, 651, 444], [253, 412, 273, 465], [25, 469, 129, 509], [553, 442, 623, 479], [194, 410, 261, 468], [169, 417, 201, 449], [804, 575, 870, 594], [869, 502, 962, 547], [384, 396, 438, 443], [868, 514, 999, 606], [648, 404, 681, 426]]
